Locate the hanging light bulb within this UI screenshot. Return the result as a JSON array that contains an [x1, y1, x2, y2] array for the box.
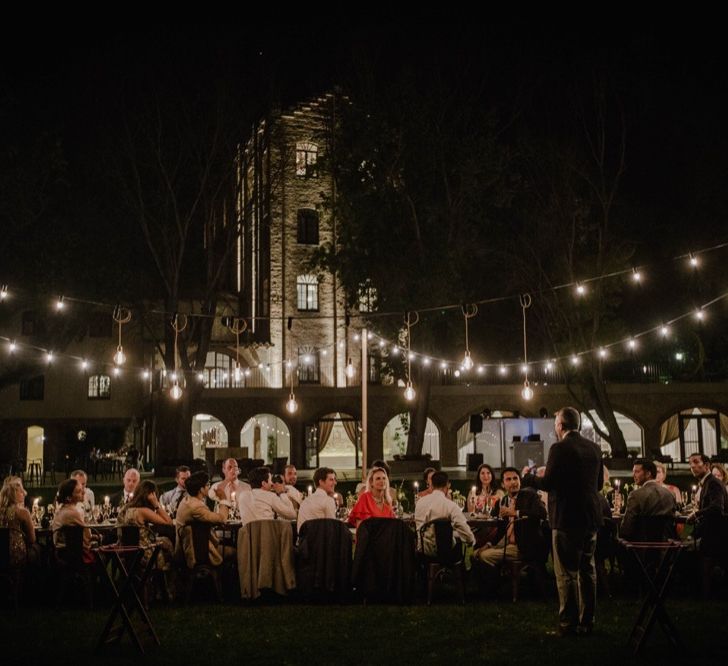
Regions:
[[598, 348, 607, 359], [571, 355, 580, 366], [286, 392, 298, 413], [628, 338, 637, 350], [689, 253, 699, 268], [112, 367, 121, 377], [660, 325, 670, 337], [545, 361, 553, 372], [8, 340, 16, 353], [143, 370, 150, 380], [0, 285, 8, 300], [55, 296, 65, 311], [499, 365, 507, 375], [345, 358, 355, 378], [404, 381, 416, 401], [170, 382, 183, 400], [477, 365, 485, 374], [462, 350, 474, 371], [197, 372, 204, 381], [461, 304, 477, 372], [575, 283, 586, 296], [113, 346, 126, 366], [81, 359, 88, 370], [391, 346, 400, 356], [244, 368, 251, 377], [632, 268, 642, 283], [520, 364, 528, 374], [423, 357, 431, 366], [521, 380, 534, 401], [234, 363, 242, 382], [695, 309, 705, 321], [440, 361, 447, 369], [46, 351, 54, 363]]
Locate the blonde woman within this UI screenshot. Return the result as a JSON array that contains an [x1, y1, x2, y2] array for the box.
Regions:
[[654, 461, 682, 505], [0, 476, 36, 567], [347, 467, 395, 528]]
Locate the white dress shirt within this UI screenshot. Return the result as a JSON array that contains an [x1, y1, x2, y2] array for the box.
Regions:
[[238, 488, 296, 524], [296, 488, 336, 532], [286, 485, 304, 507], [160, 485, 186, 511], [414, 489, 475, 555], [208, 479, 251, 503]]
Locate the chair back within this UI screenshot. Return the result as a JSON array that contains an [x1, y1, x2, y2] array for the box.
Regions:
[[237, 519, 296, 600], [190, 522, 212, 567], [57, 525, 85, 567], [352, 518, 416, 603], [419, 519, 461, 564], [632, 515, 677, 542], [296, 518, 353, 598], [119, 525, 140, 547]]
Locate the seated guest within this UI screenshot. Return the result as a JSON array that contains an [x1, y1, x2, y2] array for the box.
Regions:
[[416, 467, 436, 500], [415, 471, 475, 555], [238, 467, 297, 524], [52, 478, 94, 564], [117, 480, 174, 569], [110, 468, 140, 508], [70, 469, 94, 519], [620, 459, 677, 541], [297, 467, 337, 532], [175, 472, 231, 568], [654, 461, 682, 506], [159, 465, 191, 514], [283, 464, 303, 507], [0, 476, 36, 567], [467, 463, 504, 513], [356, 460, 397, 504], [688, 453, 727, 524], [348, 466, 395, 528], [473, 467, 547, 568], [208, 458, 251, 503], [711, 463, 728, 494]]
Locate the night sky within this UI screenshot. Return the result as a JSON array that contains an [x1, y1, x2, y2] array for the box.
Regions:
[[3, 22, 728, 290]]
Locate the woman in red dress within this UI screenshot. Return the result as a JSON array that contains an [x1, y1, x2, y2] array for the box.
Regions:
[[348, 467, 395, 528]]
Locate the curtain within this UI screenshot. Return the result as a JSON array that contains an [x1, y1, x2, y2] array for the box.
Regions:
[[342, 419, 359, 448], [457, 423, 471, 466], [317, 420, 334, 453]]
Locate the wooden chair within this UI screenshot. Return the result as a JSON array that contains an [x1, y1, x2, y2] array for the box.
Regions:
[[417, 519, 465, 605], [54, 526, 94, 608], [183, 522, 222, 603]]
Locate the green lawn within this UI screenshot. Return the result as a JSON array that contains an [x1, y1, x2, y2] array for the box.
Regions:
[[1, 597, 724, 664]]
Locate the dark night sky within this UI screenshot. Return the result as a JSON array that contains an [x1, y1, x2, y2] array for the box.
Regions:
[[3, 21, 728, 275]]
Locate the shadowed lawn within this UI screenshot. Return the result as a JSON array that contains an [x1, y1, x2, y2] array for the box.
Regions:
[[1, 598, 724, 664]]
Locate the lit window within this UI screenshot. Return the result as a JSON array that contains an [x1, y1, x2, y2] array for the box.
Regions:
[[88, 375, 110, 399], [297, 275, 319, 311], [296, 142, 318, 177], [297, 346, 320, 384]]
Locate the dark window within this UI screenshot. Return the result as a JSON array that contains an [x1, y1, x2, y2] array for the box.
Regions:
[[88, 312, 113, 337], [20, 375, 44, 401], [296, 275, 319, 311], [297, 209, 320, 244], [297, 347, 320, 384], [21, 311, 36, 336], [88, 375, 111, 399]]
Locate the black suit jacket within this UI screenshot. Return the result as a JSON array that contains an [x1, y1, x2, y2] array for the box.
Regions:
[[493, 488, 548, 562], [109, 490, 129, 509], [535, 431, 604, 532], [695, 472, 728, 553]]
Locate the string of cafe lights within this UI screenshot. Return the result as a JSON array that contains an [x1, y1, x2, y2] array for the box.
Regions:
[[1, 285, 727, 402], [1, 238, 727, 324], [2, 240, 728, 405]]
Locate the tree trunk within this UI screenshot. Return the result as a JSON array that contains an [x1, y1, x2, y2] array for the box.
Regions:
[[153, 380, 204, 468], [406, 363, 433, 456], [587, 361, 628, 457]]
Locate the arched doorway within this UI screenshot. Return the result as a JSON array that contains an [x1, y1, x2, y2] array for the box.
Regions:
[[191, 414, 228, 460], [304, 413, 360, 470], [241, 415, 290, 465], [383, 414, 440, 461], [659, 407, 728, 462]]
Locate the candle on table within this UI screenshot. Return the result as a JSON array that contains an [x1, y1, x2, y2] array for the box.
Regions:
[[33, 497, 39, 507], [308, 485, 313, 495], [414, 481, 419, 491], [104, 496, 110, 506]]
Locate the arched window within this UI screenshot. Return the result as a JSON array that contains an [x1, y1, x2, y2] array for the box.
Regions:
[[295, 142, 318, 177], [383, 413, 440, 460], [241, 415, 291, 464], [191, 414, 228, 460], [296, 274, 319, 311]]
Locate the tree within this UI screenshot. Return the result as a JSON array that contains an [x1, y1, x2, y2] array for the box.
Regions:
[[313, 72, 516, 456], [509, 83, 633, 456], [115, 86, 243, 467]]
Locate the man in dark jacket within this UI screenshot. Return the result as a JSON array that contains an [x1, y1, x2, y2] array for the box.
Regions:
[[532, 407, 604, 637]]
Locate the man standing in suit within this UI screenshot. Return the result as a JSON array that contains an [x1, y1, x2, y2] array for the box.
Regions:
[[532, 407, 603, 637], [620, 459, 676, 541]]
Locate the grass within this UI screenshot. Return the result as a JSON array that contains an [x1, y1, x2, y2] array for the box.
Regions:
[[2, 596, 725, 664]]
